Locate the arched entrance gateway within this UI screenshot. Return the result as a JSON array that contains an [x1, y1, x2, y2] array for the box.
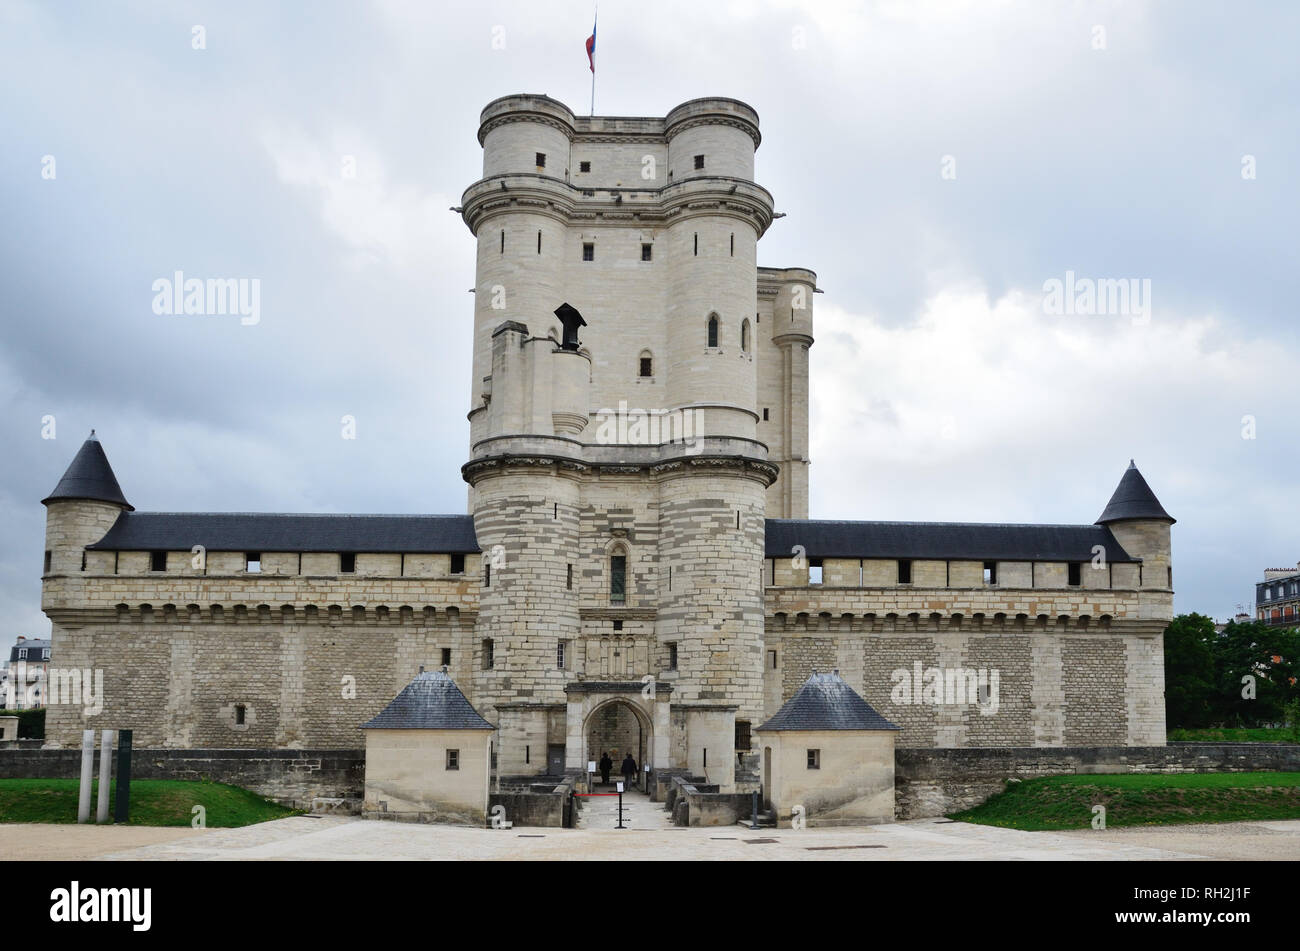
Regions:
[[565, 682, 671, 793], [584, 698, 650, 790]]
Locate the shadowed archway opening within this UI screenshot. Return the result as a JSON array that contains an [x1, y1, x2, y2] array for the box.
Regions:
[[584, 698, 651, 792]]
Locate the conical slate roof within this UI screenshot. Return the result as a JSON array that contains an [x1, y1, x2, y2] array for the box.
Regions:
[[361, 670, 494, 731], [41, 432, 132, 510], [1096, 460, 1174, 525], [757, 671, 899, 732]]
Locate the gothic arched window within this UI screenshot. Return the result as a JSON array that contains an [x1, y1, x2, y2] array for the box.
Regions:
[[707, 314, 719, 348], [741, 318, 751, 353]]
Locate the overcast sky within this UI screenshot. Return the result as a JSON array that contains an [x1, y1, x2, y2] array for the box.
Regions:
[[2, 0, 1296, 636]]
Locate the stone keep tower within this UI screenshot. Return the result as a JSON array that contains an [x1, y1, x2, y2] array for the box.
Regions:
[[458, 95, 814, 789]]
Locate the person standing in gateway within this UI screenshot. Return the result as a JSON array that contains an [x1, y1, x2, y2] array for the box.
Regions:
[[621, 752, 637, 790], [599, 751, 612, 786]]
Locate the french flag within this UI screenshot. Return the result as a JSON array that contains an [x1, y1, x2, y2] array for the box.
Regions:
[[586, 18, 596, 73]]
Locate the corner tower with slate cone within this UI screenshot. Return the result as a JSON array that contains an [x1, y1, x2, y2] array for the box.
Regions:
[[757, 670, 899, 826], [361, 669, 495, 823], [42, 432, 132, 578]]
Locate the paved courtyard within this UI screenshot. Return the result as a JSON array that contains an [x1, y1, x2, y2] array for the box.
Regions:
[[6, 814, 1297, 861]]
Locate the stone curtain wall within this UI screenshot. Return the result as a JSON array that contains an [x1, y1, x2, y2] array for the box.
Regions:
[[765, 626, 1165, 748], [1061, 637, 1129, 745], [780, 636, 835, 699], [894, 744, 1300, 819], [45, 613, 471, 749], [962, 635, 1034, 747], [861, 636, 937, 745]]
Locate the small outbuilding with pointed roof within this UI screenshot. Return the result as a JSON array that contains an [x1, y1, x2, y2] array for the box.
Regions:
[[361, 669, 495, 824], [756, 670, 899, 827]]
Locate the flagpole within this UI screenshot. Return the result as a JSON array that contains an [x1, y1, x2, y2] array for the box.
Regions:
[[590, 6, 597, 116]]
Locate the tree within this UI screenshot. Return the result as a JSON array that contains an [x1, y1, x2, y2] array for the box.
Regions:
[[1214, 619, 1300, 726], [1163, 614, 1300, 729], [1163, 613, 1216, 728]]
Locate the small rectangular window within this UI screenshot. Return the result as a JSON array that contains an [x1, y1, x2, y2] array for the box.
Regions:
[[983, 561, 997, 585], [42, 648, 50, 660], [641, 243, 652, 261], [613, 620, 623, 632], [537, 230, 542, 254], [582, 242, 594, 261], [735, 721, 751, 751], [762, 408, 769, 421], [567, 563, 573, 590], [485, 562, 491, 587], [639, 356, 653, 377], [446, 749, 460, 770], [579, 160, 591, 173], [43, 551, 51, 574], [450, 553, 465, 574], [898, 559, 912, 584], [340, 552, 356, 573], [809, 558, 823, 585], [557, 640, 567, 670], [693, 233, 698, 256], [694, 154, 705, 170], [535, 152, 546, 168], [668, 642, 678, 670], [807, 749, 820, 769], [17, 649, 27, 660], [482, 638, 494, 670], [150, 551, 167, 572], [441, 647, 451, 667], [246, 553, 261, 574], [500, 229, 504, 253], [235, 704, 246, 726], [1068, 562, 1082, 586], [768, 649, 778, 669]]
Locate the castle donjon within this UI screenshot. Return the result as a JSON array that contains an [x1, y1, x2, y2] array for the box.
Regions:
[[40, 95, 1175, 816]]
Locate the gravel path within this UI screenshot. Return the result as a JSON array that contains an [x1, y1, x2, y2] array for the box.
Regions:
[[7, 815, 1297, 861]]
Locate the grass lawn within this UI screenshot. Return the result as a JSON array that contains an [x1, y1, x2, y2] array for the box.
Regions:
[[950, 772, 1300, 831], [0, 778, 299, 827], [1169, 727, 1300, 743]]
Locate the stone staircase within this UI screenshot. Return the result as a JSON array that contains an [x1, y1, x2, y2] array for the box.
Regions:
[[574, 791, 677, 830]]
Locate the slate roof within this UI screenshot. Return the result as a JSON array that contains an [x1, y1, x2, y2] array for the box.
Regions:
[[87, 512, 480, 553], [757, 671, 899, 732], [41, 434, 132, 510], [10, 639, 51, 663], [764, 519, 1139, 563], [361, 670, 495, 730], [1096, 461, 1175, 525]]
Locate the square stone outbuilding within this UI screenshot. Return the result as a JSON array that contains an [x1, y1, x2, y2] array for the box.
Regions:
[[756, 670, 900, 827], [361, 669, 495, 825]]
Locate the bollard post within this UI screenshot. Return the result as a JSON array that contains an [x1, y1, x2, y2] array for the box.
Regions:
[[77, 730, 94, 823], [114, 729, 133, 823], [751, 789, 759, 830], [96, 730, 115, 823]]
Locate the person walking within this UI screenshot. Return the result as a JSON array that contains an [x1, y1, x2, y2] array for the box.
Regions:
[[599, 751, 613, 786], [621, 752, 637, 790]]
